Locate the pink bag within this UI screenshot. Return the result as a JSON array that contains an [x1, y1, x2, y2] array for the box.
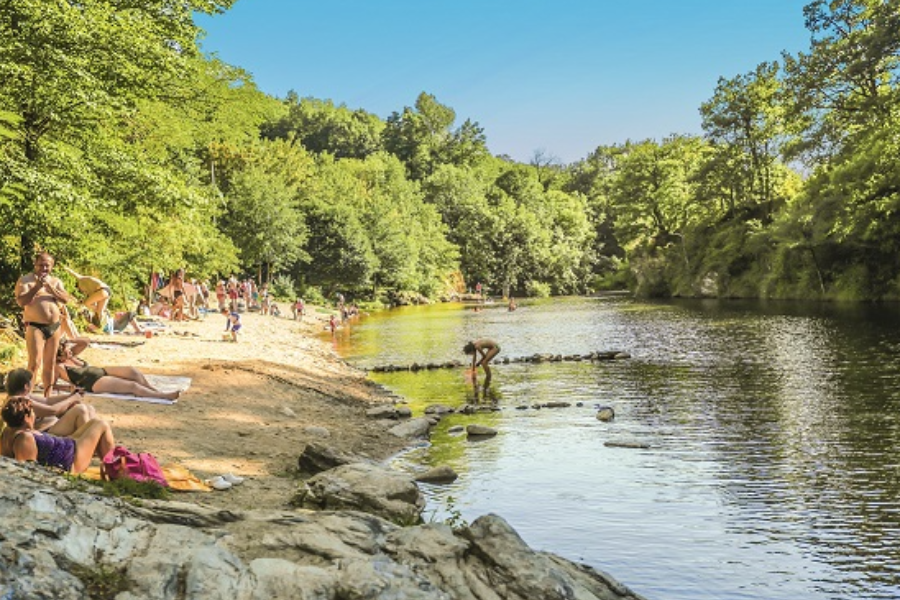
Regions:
[[102, 445, 168, 487]]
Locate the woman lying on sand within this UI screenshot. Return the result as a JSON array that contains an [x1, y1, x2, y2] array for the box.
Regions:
[[1, 396, 114, 474], [56, 342, 181, 401], [3, 368, 97, 435]]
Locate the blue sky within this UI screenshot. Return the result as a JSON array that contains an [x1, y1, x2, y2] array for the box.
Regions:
[[196, 1, 813, 164]]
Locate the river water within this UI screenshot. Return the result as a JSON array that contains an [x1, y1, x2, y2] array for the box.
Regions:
[[332, 295, 900, 600]]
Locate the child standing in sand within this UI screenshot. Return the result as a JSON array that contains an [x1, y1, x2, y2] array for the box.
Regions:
[[223, 308, 242, 342]]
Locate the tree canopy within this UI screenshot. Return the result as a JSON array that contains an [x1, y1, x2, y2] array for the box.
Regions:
[[2, 0, 899, 308]]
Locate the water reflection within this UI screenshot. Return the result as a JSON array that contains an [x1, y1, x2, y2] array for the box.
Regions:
[[340, 297, 900, 600]]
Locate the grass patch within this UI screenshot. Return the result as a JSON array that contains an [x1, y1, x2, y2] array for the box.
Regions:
[[70, 562, 133, 600]]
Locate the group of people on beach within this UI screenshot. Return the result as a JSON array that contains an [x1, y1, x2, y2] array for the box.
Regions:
[[2, 252, 180, 475]]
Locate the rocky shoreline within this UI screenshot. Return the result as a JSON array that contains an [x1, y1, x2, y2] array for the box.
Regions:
[[0, 310, 650, 599]]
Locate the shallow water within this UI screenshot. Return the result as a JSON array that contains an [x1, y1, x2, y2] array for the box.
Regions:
[[334, 296, 900, 600]]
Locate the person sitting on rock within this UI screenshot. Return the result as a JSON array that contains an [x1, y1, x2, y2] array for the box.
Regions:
[[0, 396, 115, 474], [3, 368, 97, 436]]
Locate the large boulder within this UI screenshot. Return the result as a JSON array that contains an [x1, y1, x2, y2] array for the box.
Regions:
[[297, 441, 361, 475], [295, 462, 426, 525], [0, 459, 649, 600]]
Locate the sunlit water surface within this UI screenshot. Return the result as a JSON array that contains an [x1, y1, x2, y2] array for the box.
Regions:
[[331, 296, 900, 600]]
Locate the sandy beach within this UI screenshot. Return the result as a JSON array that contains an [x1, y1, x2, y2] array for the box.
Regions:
[[73, 307, 407, 509]]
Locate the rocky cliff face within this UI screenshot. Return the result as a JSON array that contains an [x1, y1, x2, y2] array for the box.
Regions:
[[0, 459, 648, 600]]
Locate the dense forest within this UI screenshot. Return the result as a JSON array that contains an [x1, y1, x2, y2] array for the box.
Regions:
[[1, 0, 899, 310]]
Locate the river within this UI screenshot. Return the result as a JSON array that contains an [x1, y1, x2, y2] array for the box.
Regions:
[[331, 295, 900, 600]]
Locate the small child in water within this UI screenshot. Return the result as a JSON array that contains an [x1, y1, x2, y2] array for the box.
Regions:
[[223, 308, 241, 342]]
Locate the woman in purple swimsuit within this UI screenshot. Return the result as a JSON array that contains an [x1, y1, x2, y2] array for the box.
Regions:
[[1, 397, 115, 474]]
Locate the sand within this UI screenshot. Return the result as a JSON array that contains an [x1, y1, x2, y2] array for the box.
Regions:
[[76, 307, 406, 509]]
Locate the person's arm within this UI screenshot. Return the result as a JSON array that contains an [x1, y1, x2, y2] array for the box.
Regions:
[[31, 391, 83, 417], [62, 266, 82, 279], [14, 277, 42, 308], [44, 277, 71, 304]]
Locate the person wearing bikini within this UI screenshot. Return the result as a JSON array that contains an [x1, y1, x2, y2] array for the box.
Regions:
[[15, 252, 71, 397], [61, 265, 111, 326]]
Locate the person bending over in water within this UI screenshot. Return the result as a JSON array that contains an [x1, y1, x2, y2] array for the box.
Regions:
[[3, 368, 97, 436], [55, 342, 181, 401], [1, 396, 115, 474], [463, 338, 501, 379]]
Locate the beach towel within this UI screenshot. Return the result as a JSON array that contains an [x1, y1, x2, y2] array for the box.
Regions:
[[85, 374, 191, 405], [81, 463, 212, 492]]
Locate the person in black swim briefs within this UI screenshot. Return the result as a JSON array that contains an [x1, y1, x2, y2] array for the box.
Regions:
[[55, 343, 181, 401], [15, 252, 71, 397]]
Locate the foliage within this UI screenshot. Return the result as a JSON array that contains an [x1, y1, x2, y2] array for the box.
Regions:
[[1, 0, 898, 306], [69, 562, 133, 600]]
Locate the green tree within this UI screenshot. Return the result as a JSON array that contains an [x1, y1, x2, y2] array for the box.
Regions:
[[782, 0, 900, 162], [262, 95, 384, 159], [700, 62, 786, 220], [383, 92, 488, 180]]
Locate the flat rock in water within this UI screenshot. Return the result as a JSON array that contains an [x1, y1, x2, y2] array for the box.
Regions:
[[467, 424, 498, 438], [604, 440, 651, 449], [388, 417, 433, 439], [415, 465, 459, 484]]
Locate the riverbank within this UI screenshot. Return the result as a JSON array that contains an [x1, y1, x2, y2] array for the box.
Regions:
[[74, 307, 409, 508]]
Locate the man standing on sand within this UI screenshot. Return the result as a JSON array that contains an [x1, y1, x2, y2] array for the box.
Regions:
[[15, 252, 71, 397]]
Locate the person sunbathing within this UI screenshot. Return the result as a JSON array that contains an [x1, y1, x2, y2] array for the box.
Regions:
[[56, 343, 181, 401], [1, 396, 114, 474], [3, 368, 97, 436]]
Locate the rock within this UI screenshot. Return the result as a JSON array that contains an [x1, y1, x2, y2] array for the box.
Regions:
[[302, 426, 331, 439], [0, 460, 648, 600], [424, 404, 455, 415], [296, 462, 425, 525], [446, 425, 465, 434], [614, 352, 631, 359], [596, 407, 615, 422], [396, 406, 413, 418], [388, 417, 433, 439], [297, 442, 360, 475], [466, 424, 498, 438], [543, 401, 571, 408], [280, 406, 297, 418], [604, 440, 650, 449], [366, 404, 399, 419], [415, 465, 459, 484]]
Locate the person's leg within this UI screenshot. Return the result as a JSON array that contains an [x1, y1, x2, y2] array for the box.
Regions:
[[24, 326, 43, 380], [83, 289, 110, 322], [481, 347, 500, 378], [92, 377, 179, 400], [46, 404, 95, 437], [40, 328, 62, 396], [70, 419, 115, 473], [102, 366, 154, 388]]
